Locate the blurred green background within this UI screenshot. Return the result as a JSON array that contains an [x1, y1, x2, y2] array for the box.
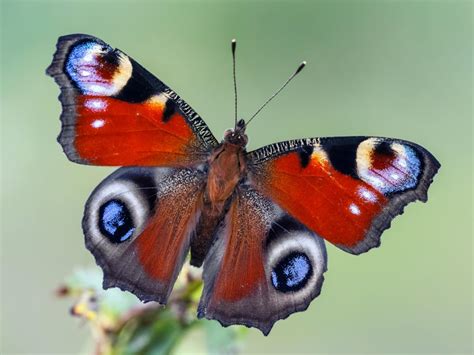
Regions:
[[1, 0, 472, 353]]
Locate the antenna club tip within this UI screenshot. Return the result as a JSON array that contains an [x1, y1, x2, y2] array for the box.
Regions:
[[231, 39, 237, 53], [295, 61, 307, 75], [231, 38, 237, 43]]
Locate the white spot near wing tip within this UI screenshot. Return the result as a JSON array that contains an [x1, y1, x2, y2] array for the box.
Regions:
[[83, 53, 93, 62], [390, 173, 400, 180], [91, 119, 105, 128], [349, 203, 361, 215], [89, 84, 106, 93], [358, 187, 378, 203], [80, 70, 91, 77]]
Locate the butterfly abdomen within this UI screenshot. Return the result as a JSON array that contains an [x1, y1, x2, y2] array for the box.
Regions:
[[190, 204, 227, 267]]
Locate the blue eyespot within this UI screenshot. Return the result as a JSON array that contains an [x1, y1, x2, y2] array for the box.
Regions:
[[271, 252, 313, 292], [66, 40, 117, 95], [98, 200, 135, 243]]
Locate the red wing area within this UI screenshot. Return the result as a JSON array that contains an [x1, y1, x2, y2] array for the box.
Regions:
[[198, 188, 327, 335], [134, 172, 203, 283], [253, 152, 387, 247], [82, 167, 204, 303], [71, 96, 199, 166], [47, 34, 218, 167], [208, 192, 268, 302], [247, 137, 440, 254]]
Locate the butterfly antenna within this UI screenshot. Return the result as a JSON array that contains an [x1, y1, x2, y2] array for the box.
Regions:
[[231, 38, 238, 128], [245, 61, 306, 128]]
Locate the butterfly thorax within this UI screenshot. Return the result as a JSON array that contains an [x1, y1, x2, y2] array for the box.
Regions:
[[206, 120, 248, 205], [189, 126, 248, 267], [206, 141, 246, 206]]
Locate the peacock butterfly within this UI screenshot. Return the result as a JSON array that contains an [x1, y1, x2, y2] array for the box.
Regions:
[[46, 34, 440, 335]]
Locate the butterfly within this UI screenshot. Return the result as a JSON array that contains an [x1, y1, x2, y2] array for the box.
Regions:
[[46, 34, 440, 335]]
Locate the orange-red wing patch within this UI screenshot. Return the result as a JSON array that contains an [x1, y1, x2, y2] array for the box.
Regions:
[[198, 188, 328, 335], [47, 34, 218, 167], [135, 173, 203, 283], [253, 151, 387, 248], [248, 137, 440, 254], [71, 96, 200, 166], [210, 194, 268, 302], [82, 167, 205, 304]]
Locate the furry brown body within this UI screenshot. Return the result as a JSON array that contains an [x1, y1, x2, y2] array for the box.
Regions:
[[190, 126, 248, 267]]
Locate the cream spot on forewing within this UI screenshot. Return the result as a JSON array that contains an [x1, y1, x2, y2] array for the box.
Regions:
[[110, 54, 133, 92], [356, 138, 379, 172], [391, 143, 405, 156], [311, 145, 328, 165], [146, 93, 168, 108]]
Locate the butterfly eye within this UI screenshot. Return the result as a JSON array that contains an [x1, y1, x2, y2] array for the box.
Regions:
[[98, 199, 135, 243], [271, 252, 313, 292]]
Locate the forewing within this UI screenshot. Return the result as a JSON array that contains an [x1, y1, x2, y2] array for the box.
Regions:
[[247, 136, 440, 254], [47, 34, 218, 167], [83, 167, 205, 303], [198, 187, 327, 335]]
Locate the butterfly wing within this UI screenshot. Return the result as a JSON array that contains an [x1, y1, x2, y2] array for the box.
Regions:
[[247, 136, 440, 254], [46, 34, 218, 167], [198, 187, 327, 335], [82, 166, 205, 303]]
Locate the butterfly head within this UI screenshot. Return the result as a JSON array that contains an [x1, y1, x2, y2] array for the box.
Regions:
[[224, 118, 248, 147]]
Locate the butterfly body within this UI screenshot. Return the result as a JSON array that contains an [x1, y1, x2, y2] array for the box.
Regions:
[[191, 137, 247, 267], [47, 34, 440, 335]]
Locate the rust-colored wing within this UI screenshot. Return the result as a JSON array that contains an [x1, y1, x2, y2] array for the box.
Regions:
[[82, 167, 204, 303], [247, 136, 440, 254], [198, 187, 327, 335], [47, 34, 218, 167]]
